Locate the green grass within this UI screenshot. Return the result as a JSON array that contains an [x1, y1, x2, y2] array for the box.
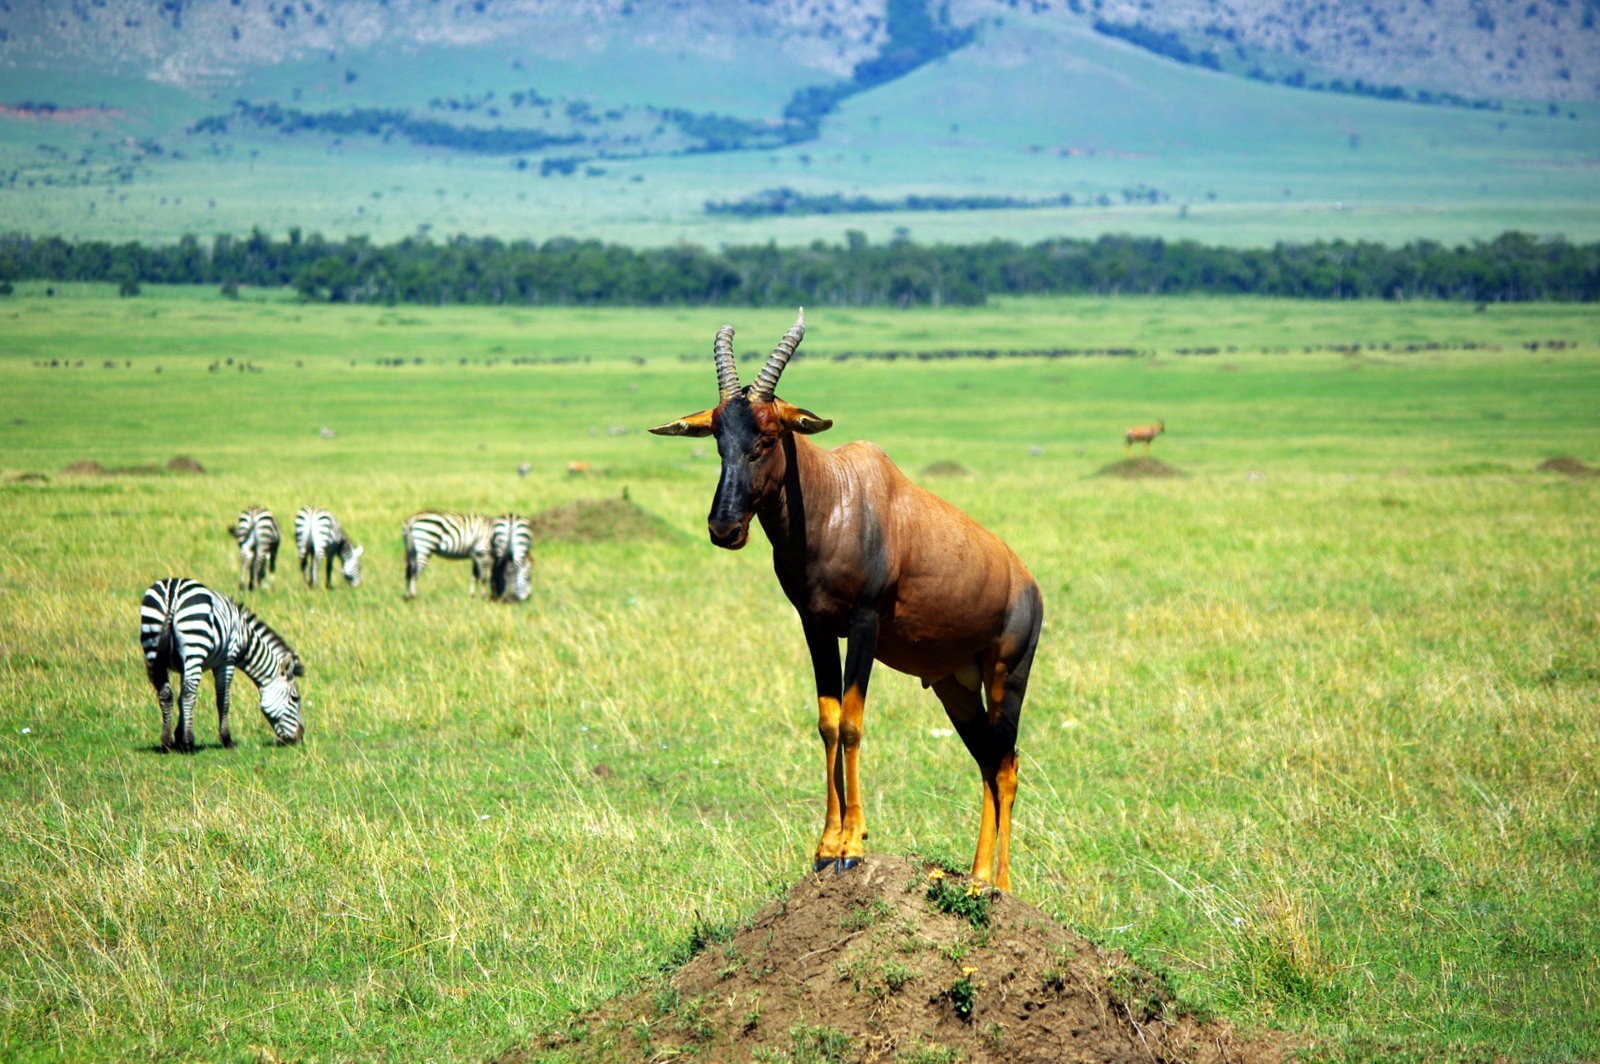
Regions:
[[1, 291, 1598, 1060], [2, 12, 1597, 247]]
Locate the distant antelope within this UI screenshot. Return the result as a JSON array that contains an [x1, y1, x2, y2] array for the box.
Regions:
[[650, 310, 1043, 891], [566, 460, 591, 476], [1124, 419, 1165, 457]]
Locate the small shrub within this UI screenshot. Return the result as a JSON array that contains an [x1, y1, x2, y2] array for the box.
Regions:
[[925, 867, 994, 927]]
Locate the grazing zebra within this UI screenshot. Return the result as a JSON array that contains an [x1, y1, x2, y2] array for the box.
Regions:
[[294, 506, 364, 590], [139, 577, 304, 751], [402, 510, 493, 599], [491, 513, 533, 602], [230, 506, 280, 591]]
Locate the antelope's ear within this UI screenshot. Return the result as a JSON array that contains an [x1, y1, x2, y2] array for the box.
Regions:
[[649, 409, 716, 437], [774, 399, 832, 435]]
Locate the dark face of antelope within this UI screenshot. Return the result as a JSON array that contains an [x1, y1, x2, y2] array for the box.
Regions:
[[650, 310, 832, 550], [707, 395, 764, 549]]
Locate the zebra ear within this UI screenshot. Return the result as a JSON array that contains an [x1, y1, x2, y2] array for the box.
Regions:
[[352, 546, 364, 559]]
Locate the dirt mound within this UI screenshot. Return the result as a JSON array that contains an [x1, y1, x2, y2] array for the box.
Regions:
[[10, 472, 49, 484], [920, 460, 970, 478], [1094, 457, 1187, 479], [108, 464, 161, 476], [1538, 456, 1597, 477], [529, 496, 680, 543], [166, 455, 206, 474], [61, 459, 106, 475], [519, 856, 1287, 1063]]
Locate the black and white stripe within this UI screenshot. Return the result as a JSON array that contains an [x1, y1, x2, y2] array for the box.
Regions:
[[139, 577, 304, 751], [294, 506, 364, 590], [491, 513, 533, 602], [230, 506, 280, 591], [402, 510, 493, 598]]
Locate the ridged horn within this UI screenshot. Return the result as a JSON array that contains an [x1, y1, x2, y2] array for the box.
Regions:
[[713, 324, 740, 401], [750, 308, 805, 402]]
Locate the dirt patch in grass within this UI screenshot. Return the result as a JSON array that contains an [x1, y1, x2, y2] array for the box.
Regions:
[[166, 455, 207, 474], [530, 496, 681, 543], [920, 461, 970, 478], [1537, 456, 1597, 477], [1093, 457, 1187, 479], [514, 855, 1289, 1063], [10, 472, 50, 484], [60, 456, 208, 476]]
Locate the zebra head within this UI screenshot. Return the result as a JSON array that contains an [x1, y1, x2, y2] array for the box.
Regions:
[[260, 655, 305, 744], [510, 558, 532, 602], [342, 545, 364, 587]]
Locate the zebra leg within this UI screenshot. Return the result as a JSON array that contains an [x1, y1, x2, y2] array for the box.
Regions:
[[158, 682, 176, 750], [471, 551, 490, 596], [239, 550, 251, 591], [267, 541, 278, 587], [144, 641, 176, 750], [177, 660, 203, 753], [215, 663, 236, 748], [308, 547, 320, 589], [324, 549, 335, 591], [405, 547, 424, 598]]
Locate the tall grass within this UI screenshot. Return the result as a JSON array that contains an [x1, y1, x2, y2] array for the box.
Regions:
[[1, 292, 1597, 1059]]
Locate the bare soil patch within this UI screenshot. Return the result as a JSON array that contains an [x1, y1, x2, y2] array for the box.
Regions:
[[1094, 457, 1187, 479], [61, 460, 107, 475], [515, 856, 1288, 1063], [529, 495, 681, 543], [1537, 455, 1597, 477], [920, 460, 970, 478]]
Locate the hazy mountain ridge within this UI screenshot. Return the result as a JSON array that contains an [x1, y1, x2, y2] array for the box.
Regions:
[[0, 0, 888, 85], [997, 0, 1600, 101], [2, 0, 1597, 100]]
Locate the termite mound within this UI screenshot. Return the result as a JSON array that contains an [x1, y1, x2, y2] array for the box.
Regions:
[[508, 855, 1292, 1063]]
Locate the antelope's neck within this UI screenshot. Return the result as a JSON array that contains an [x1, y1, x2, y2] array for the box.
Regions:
[[754, 433, 835, 568]]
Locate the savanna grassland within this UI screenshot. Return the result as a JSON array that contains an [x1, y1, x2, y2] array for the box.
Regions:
[[1, 290, 1597, 1061]]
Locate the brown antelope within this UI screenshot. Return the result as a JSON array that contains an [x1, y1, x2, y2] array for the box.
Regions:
[[650, 310, 1043, 891], [1124, 419, 1165, 457]]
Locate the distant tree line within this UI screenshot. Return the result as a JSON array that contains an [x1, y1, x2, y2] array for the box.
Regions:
[[705, 187, 1079, 217], [192, 101, 586, 154], [1, 230, 1595, 306]]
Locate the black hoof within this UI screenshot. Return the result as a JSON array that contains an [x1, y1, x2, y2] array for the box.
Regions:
[[814, 858, 839, 874], [837, 858, 861, 874]]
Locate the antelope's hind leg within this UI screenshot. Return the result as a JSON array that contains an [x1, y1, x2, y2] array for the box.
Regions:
[[932, 587, 1042, 892]]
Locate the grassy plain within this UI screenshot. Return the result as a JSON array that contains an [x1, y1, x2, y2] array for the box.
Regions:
[[1, 290, 1598, 1060]]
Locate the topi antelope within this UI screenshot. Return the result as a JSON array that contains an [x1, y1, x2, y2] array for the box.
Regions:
[[1124, 419, 1165, 457], [650, 310, 1043, 891]]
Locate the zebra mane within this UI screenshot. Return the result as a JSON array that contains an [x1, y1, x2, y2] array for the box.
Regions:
[[234, 600, 302, 670]]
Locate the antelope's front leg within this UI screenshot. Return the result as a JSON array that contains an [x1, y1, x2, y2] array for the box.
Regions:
[[804, 619, 846, 872]]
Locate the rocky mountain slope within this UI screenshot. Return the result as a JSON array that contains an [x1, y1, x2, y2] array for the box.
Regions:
[[1, 0, 1596, 100]]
